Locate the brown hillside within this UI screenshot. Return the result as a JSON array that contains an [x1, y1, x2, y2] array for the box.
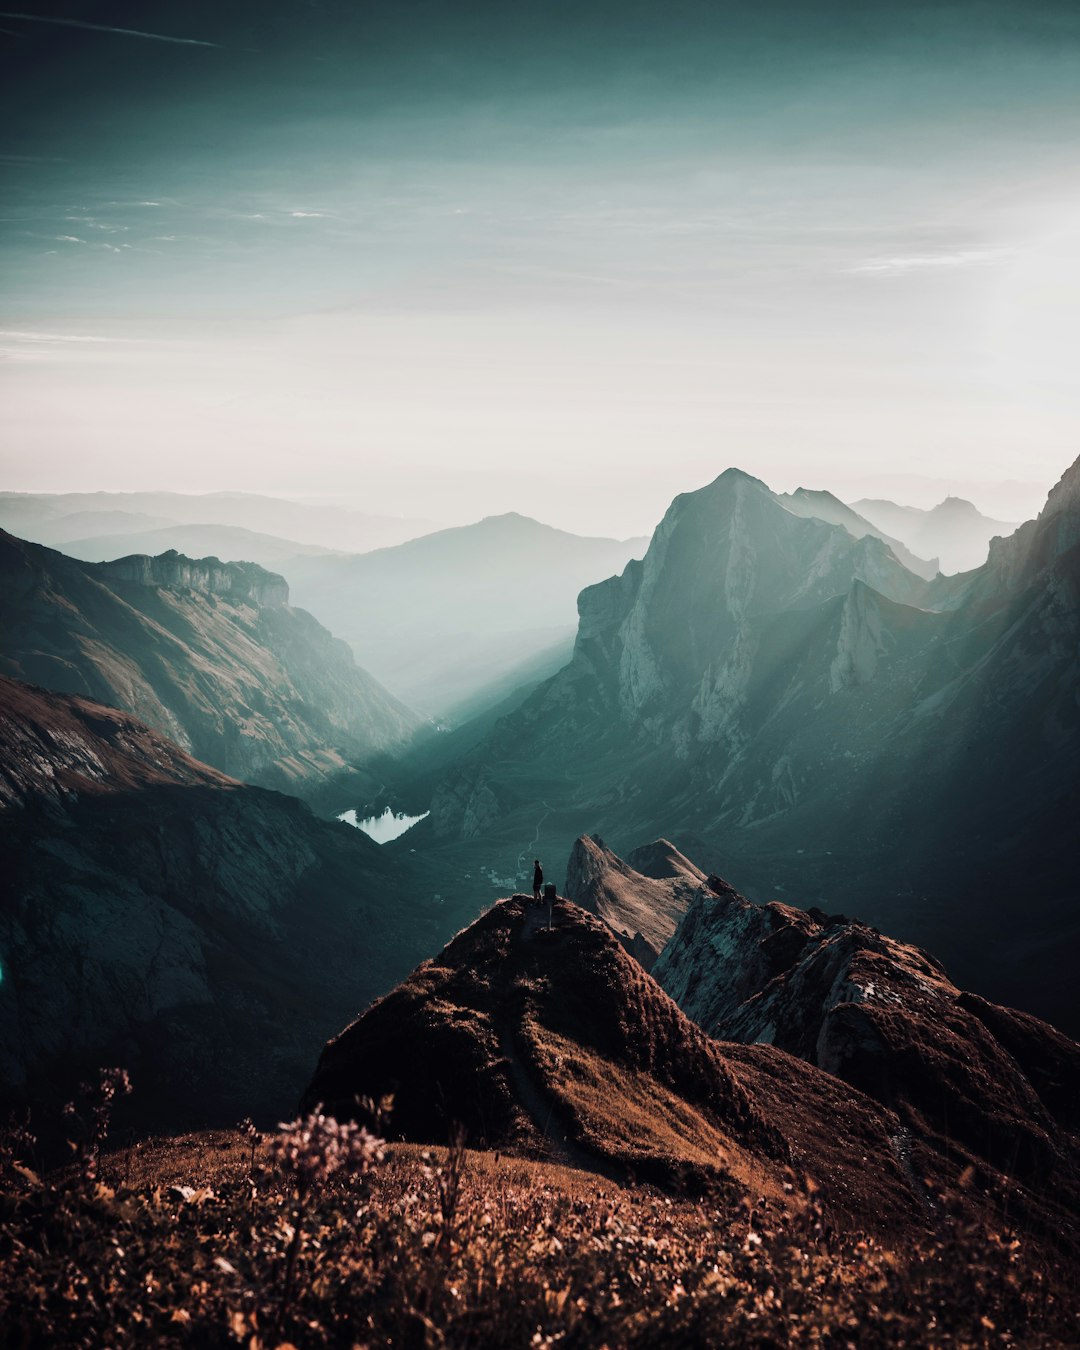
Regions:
[[304, 895, 928, 1233]]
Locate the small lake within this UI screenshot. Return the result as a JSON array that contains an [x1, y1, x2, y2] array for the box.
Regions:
[[338, 806, 429, 844]]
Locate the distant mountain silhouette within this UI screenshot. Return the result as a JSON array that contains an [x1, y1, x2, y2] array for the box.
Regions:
[[0, 678, 438, 1130], [779, 487, 938, 577], [0, 490, 434, 554], [284, 513, 648, 717], [0, 531, 419, 792], [425, 460, 1080, 1029], [851, 495, 1017, 574], [63, 522, 339, 568]]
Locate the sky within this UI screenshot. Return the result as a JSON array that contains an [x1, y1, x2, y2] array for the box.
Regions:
[[2, 0, 1080, 535]]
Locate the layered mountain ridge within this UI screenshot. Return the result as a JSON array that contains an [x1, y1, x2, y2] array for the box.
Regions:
[[0, 530, 419, 792], [424, 458, 1080, 1027]]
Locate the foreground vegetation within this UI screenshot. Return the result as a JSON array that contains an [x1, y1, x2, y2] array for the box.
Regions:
[[2, 1077, 1077, 1348]]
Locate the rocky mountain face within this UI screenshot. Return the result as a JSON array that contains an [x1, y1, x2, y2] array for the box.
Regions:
[[283, 513, 647, 719], [303, 894, 924, 1225], [426, 460, 1080, 1029], [303, 890, 1079, 1256], [654, 876, 1080, 1245], [851, 495, 1017, 574], [0, 678, 438, 1130], [0, 530, 420, 793], [563, 834, 703, 967]]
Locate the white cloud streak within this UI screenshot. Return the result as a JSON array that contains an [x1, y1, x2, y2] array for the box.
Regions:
[[848, 249, 1014, 275], [0, 11, 221, 48]]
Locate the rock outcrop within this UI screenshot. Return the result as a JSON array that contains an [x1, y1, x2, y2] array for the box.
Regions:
[[654, 878, 1080, 1243], [0, 530, 420, 792], [304, 890, 1080, 1256], [563, 834, 703, 966], [0, 678, 437, 1129]]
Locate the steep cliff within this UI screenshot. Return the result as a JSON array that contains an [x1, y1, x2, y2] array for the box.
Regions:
[[0, 531, 420, 792], [563, 833, 703, 966], [425, 459, 1080, 1028]]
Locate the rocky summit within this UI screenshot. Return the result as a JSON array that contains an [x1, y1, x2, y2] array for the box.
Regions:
[[0, 677, 437, 1130], [653, 870, 1080, 1253], [303, 886, 1080, 1259], [563, 833, 704, 967], [425, 457, 1080, 1030], [0, 530, 420, 793]]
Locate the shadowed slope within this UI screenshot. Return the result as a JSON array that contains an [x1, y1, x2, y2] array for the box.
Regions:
[[655, 876, 1080, 1254], [0, 678, 437, 1130]]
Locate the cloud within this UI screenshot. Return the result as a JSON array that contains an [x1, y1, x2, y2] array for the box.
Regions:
[[289, 211, 328, 218], [0, 330, 113, 343], [54, 235, 84, 243], [847, 249, 1014, 275], [0, 11, 221, 47]]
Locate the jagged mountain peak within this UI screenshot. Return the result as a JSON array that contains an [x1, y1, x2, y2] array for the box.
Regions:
[[654, 882, 1080, 1204], [563, 834, 701, 965]]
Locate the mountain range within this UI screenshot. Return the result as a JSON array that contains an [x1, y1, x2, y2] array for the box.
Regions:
[[283, 513, 648, 718], [851, 495, 1017, 574], [0, 490, 434, 555], [421, 458, 1080, 1029], [0, 531, 419, 793], [62, 522, 341, 569]]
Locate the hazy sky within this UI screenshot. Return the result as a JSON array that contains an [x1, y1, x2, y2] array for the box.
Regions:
[[3, 1, 1080, 534]]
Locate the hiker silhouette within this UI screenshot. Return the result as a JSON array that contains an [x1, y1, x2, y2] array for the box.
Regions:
[[532, 859, 543, 903]]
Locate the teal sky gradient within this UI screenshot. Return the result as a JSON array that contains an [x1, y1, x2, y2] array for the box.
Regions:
[[3, 2, 1080, 531]]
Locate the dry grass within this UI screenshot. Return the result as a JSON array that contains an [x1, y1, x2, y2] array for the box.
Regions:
[[2, 1107, 1078, 1349]]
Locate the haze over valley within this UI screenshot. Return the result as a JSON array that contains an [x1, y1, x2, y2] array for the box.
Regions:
[[3, 2, 1080, 1343]]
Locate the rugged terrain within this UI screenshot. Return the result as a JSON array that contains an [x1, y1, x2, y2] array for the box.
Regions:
[[563, 834, 704, 966], [0, 530, 419, 792], [303, 887, 1080, 1262], [0, 678, 438, 1129], [423, 459, 1080, 1028]]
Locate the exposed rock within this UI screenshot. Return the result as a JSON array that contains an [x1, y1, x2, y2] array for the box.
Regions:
[[0, 530, 420, 792], [654, 880, 1080, 1242], [302, 895, 924, 1230], [424, 458, 1080, 1029], [563, 834, 703, 965]]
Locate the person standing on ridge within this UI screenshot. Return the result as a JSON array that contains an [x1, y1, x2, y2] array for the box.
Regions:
[[532, 859, 543, 903]]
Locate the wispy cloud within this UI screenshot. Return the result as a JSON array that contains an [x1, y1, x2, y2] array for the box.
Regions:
[[289, 211, 328, 219], [54, 234, 84, 243], [847, 249, 1014, 275], [0, 329, 115, 343], [0, 11, 221, 48]]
